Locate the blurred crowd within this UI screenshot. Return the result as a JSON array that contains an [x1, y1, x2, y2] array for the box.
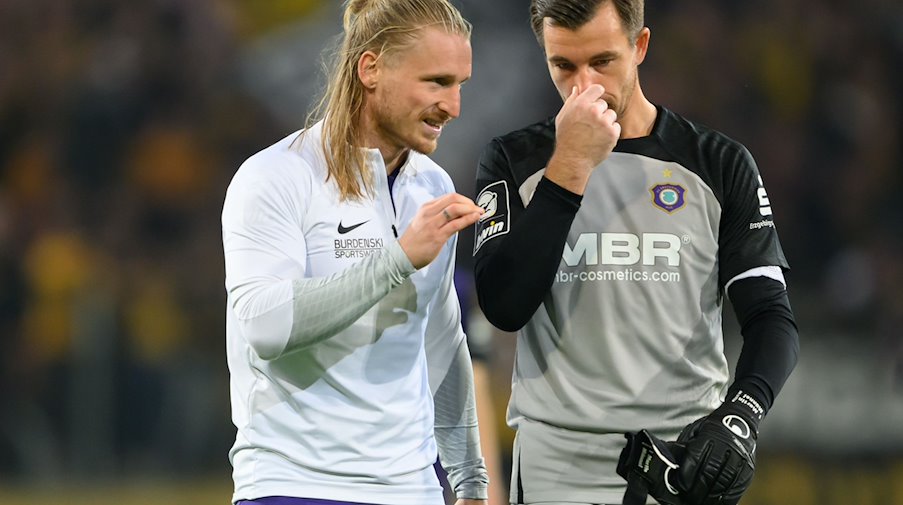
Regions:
[[0, 0, 289, 478], [0, 0, 901, 484], [642, 0, 903, 336]]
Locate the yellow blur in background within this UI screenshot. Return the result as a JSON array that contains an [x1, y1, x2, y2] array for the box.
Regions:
[[0, 0, 901, 504]]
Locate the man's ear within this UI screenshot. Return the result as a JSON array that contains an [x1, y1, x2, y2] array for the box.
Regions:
[[358, 50, 380, 89], [634, 27, 651, 65]]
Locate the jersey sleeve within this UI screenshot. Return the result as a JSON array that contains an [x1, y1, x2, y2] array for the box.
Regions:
[[726, 275, 799, 411], [223, 162, 307, 358], [472, 138, 520, 259], [223, 159, 415, 360], [424, 234, 489, 501], [472, 138, 582, 331], [717, 144, 797, 412], [717, 144, 789, 289]]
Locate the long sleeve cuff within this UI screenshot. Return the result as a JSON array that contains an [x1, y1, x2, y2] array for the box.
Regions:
[[434, 340, 489, 500]]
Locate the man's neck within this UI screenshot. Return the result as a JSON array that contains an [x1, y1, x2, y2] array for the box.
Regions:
[[618, 88, 657, 139], [357, 116, 409, 174], [381, 148, 409, 174]]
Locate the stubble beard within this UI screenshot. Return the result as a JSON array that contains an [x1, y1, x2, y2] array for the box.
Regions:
[[374, 100, 437, 156], [614, 69, 640, 119]]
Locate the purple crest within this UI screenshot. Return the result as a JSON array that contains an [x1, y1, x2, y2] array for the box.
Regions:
[[650, 184, 687, 213]]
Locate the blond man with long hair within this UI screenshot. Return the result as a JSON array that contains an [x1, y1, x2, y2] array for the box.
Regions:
[[222, 1, 489, 504]]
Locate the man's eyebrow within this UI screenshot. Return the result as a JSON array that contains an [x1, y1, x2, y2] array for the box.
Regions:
[[548, 55, 572, 64], [548, 51, 619, 63], [589, 50, 619, 60], [421, 73, 470, 84]]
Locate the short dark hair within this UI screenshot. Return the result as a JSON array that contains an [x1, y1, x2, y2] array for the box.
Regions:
[[529, 0, 644, 46]]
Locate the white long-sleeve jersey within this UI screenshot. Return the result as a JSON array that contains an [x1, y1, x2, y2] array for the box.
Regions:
[[222, 122, 486, 505]]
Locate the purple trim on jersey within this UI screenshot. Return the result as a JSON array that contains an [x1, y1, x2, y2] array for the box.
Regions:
[[387, 168, 401, 208], [237, 498, 378, 505]]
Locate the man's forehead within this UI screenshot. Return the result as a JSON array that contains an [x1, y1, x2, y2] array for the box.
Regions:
[[541, 5, 626, 40], [393, 28, 471, 70], [542, 15, 628, 56], [415, 26, 470, 49]]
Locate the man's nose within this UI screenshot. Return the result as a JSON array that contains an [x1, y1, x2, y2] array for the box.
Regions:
[[439, 87, 461, 119], [574, 66, 594, 94]]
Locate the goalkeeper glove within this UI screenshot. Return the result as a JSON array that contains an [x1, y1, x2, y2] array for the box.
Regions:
[[674, 389, 765, 505], [617, 429, 685, 505]]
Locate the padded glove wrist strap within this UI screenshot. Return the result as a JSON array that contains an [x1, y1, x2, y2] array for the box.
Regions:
[[617, 429, 682, 505], [716, 387, 767, 440]]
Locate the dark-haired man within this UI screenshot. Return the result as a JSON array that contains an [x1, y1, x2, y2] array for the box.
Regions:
[[472, 1, 799, 504]]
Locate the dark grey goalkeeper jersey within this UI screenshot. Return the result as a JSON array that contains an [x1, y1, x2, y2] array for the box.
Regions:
[[473, 106, 789, 503]]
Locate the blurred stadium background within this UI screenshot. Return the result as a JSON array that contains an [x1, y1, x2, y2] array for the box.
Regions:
[[0, 0, 901, 504]]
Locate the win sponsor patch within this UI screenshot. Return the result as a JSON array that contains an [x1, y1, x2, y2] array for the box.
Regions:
[[474, 180, 510, 254]]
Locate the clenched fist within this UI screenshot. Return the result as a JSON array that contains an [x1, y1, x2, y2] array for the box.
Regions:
[[545, 84, 621, 194]]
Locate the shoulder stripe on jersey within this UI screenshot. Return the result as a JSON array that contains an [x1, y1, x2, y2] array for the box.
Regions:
[[725, 265, 786, 293]]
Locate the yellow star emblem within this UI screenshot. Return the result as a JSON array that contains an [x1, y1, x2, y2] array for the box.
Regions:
[[663, 168, 673, 178]]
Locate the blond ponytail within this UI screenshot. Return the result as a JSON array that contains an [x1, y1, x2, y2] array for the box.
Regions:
[[304, 0, 471, 202]]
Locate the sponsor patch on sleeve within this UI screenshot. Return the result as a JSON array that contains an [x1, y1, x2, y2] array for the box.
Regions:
[[748, 175, 776, 230], [473, 180, 510, 254]]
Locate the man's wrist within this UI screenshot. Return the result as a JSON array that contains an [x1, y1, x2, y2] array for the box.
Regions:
[[714, 386, 768, 439], [544, 152, 595, 194], [726, 389, 766, 421], [450, 466, 489, 501], [454, 485, 489, 502]]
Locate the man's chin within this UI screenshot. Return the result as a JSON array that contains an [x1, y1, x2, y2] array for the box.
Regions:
[[410, 139, 439, 155]]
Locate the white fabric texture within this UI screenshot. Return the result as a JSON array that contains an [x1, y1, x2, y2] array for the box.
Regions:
[[222, 122, 486, 504]]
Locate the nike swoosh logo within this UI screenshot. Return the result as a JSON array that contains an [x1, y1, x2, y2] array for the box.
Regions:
[[337, 219, 370, 234]]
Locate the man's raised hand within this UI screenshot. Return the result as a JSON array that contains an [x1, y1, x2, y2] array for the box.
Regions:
[[398, 193, 483, 269]]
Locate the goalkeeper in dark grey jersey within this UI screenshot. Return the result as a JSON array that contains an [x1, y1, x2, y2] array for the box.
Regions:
[[472, 1, 799, 504]]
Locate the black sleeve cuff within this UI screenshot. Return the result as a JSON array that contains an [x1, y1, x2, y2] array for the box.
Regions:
[[537, 175, 583, 210]]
